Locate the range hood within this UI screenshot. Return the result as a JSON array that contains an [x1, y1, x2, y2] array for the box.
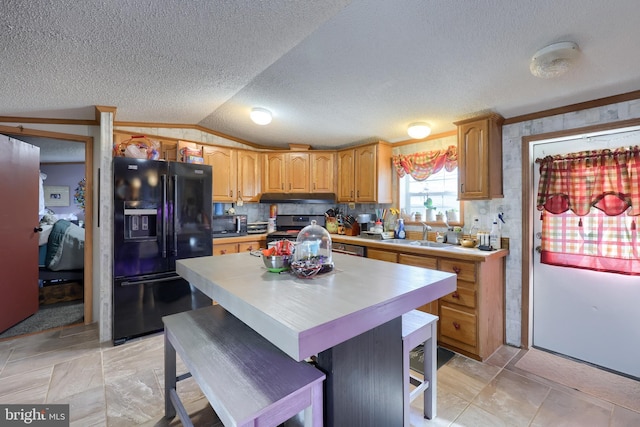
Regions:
[[259, 192, 336, 204]]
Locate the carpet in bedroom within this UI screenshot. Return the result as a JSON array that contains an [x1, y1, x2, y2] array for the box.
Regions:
[[0, 301, 84, 339]]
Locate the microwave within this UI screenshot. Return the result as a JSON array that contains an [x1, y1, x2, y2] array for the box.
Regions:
[[211, 214, 247, 238]]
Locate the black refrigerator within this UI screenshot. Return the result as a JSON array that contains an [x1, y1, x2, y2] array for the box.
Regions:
[[113, 157, 213, 345]]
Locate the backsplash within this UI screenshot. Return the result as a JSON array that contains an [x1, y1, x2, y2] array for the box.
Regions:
[[213, 202, 391, 225]]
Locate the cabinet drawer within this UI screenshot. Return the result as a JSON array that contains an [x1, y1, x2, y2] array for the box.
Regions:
[[238, 241, 261, 253], [439, 259, 476, 282], [367, 248, 398, 263], [398, 253, 437, 269], [213, 242, 238, 256], [439, 305, 477, 347], [441, 286, 476, 309]]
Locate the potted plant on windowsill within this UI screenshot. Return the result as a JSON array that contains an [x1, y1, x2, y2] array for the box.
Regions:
[[424, 194, 436, 221]]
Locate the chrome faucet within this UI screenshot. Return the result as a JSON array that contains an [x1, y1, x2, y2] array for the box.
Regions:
[[421, 222, 432, 240]]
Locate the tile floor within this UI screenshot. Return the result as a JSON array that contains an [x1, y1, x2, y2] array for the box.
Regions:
[[1, 322, 639, 427]]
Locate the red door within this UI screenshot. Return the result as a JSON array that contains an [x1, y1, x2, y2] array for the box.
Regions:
[[0, 135, 40, 332]]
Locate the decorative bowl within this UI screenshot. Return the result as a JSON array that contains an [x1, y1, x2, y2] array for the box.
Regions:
[[261, 254, 291, 273], [290, 260, 323, 279], [460, 238, 477, 248]]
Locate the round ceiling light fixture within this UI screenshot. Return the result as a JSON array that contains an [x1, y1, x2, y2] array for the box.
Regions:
[[407, 122, 431, 139], [250, 107, 272, 125], [530, 41, 579, 79]]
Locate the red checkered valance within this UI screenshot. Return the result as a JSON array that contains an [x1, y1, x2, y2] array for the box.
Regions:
[[541, 208, 639, 275], [392, 145, 457, 181], [536, 146, 640, 216]]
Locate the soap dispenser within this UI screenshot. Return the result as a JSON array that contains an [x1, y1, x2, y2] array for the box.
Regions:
[[395, 218, 406, 239]]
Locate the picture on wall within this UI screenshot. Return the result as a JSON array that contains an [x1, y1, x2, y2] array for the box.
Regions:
[[44, 185, 70, 207]]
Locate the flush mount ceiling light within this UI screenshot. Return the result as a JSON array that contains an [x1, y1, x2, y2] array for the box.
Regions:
[[530, 41, 579, 79], [407, 122, 431, 139], [250, 107, 272, 125]]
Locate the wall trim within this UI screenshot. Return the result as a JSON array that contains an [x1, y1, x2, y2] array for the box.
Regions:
[[505, 90, 640, 125]]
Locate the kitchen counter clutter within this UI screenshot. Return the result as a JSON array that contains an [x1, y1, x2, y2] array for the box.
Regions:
[[330, 234, 508, 362], [177, 252, 456, 426], [331, 234, 508, 262]]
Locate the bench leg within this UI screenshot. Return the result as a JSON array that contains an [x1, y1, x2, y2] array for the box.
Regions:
[[423, 322, 437, 420], [302, 381, 324, 427], [164, 332, 177, 419]]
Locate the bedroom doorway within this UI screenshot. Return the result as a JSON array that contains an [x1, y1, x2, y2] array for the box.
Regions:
[[0, 124, 93, 337]]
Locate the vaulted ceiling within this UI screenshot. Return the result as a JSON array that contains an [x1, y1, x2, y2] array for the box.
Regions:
[[2, 0, 640, 155]]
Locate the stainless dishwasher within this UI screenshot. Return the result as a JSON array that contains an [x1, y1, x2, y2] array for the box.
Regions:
[[332, 242, 366, 257]]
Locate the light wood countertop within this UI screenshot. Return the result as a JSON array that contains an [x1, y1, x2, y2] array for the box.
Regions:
[[330, 234, 509, 262], [177, 252, 456, 361]]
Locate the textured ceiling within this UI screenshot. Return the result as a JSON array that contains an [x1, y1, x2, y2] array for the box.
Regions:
[[1, 0, 640, 150]]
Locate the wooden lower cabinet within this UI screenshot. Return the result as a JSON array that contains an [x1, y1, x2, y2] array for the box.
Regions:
[[437, 257, 504, 361], [213, 239, 265, 256], [238, 241, 261, 253], [367, 246, 504, 361], [398, 253, 438, 315], [367, 248, 398, 262], [439, 305, 477, 348], [213, 242, 239, 256]]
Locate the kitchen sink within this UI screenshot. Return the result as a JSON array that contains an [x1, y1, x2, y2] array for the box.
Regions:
[[380, 239, 452, 248]]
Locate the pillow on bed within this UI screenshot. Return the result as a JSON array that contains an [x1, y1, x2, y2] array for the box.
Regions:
[[46, 220, 71, 267], [38, 224, 53, 246], [47, 220, 84, 271]]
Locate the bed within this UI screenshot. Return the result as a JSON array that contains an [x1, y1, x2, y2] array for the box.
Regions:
[[38, 219, 85, 285]]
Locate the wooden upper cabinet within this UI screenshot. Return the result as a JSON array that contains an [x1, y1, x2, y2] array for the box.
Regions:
[[263, 152, 310, 193], [161, 140, 178, 161], [310, 152, 335, 193], [287, 152, 309, 192], [237, 150, 261, 202], [337, 149, 355, 202], [263, 153, 287, 192], [338, 142, 392, 203], [354, 145, 377, 202], [113, 133, 178, 161], [455, 113, 504, 200], [203, 146, 237, 202]]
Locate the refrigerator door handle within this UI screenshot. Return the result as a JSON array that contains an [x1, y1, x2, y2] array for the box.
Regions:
[[173, 174, 178, 257], [161, 174, 168, 258], [119, 276, 181, 287]]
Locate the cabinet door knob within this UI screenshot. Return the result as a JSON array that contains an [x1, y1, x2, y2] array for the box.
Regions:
[[453, 266, 461, 274], [453, 322, 461, 330], [221, 250, 227, 255], [229, 190, 233, 197], [452, 291, 460, 299]]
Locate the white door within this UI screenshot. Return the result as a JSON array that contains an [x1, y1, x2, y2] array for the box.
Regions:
[[532, 128, 640, 378]]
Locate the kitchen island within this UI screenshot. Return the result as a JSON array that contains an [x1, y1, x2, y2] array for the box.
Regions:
[[177, 252, 456, 426]]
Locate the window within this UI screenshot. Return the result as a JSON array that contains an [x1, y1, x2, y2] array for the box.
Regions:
[[399, 167, 461, 223], [537, 144, 640, 275]]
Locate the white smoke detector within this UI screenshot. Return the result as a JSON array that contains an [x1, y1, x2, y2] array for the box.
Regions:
[[530, 41, 579, 79]]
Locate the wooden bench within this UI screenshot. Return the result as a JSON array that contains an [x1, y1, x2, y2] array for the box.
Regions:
[[163, 305, 325, 427], [402, 310, 439, 425]]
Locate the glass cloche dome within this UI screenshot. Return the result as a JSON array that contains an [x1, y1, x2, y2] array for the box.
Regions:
[[294, 220, 334, 274]]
